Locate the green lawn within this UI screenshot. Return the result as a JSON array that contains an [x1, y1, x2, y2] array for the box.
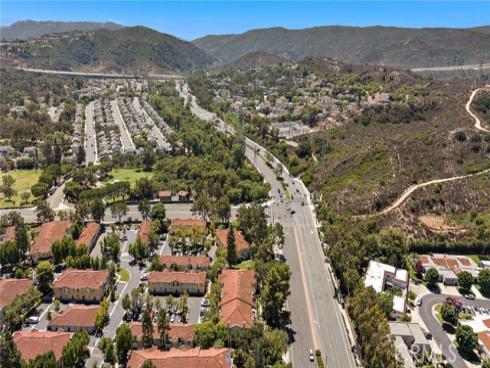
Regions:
[[235, 260, 254, 270], [105, 168, 153, 188], [117, 267, 130, 282], [0, 170, 41, 208]]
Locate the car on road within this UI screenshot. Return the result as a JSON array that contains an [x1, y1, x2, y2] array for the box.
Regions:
[[464, 293, 476, 300], [201, 299, 210, 307], [416, 299, 423, 306], [301, 201, 305, 206], [120, 235, 128, 241], [424, 331, 432, 339], [140, 274, 148, 281], [26, 316, 39, 324], [309, 349, 315, 362], [170, 314, 175, 323]]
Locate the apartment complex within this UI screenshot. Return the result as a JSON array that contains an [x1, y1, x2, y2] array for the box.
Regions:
[[148, 270, 207, 295], [0, 278, 34, 315], [48, 305, 100, 334], [390, 322, 432, 367], [30, 220, 71, 262], [129, 322, 195, 349], [215, 229, 251, 259], [219, 269, 256, 329], [159, 255, 211, 271], [53, 269, 110, 303], [127, 347, 233, 368], [75, 222, 101, 250], [13, 330, 72, 363]]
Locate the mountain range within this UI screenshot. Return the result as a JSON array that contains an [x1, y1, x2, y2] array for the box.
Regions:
[[193, 25, 490, 69], [0, 20, 123, 41], [0, 26, 213, 74]]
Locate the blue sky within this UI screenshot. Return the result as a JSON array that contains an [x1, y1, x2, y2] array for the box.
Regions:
[[1, 1, 489, 40]]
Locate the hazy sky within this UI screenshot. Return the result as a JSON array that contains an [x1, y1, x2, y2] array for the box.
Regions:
[[1, 1, 489, 40]]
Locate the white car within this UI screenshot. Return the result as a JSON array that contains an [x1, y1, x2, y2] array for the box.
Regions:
[[309, 349, 315, 362], [26, 316, 39, 324]]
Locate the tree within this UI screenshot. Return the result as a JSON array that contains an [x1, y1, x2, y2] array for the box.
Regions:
[[0, 240, 20, 268], [122, 293, 131, 313], [129, 236, 147, 262], [111, 202, 128, 223], [482, 359, 490, 368], [31, 182, 49, 198], [142, 145, 155, 171], [440, 303, 458, 325], [0, 331, 21, 368], [226, 227, 237, 266], [150, 203, 166, 221], [377, 292, 394, 319], [35, 199, 54, 223], [455, 325, 478, 353], [61, 330, 90, 368], [104, 340, 116, 365], [141, 361, 156, 368], [179, 293, 189, 323], [95, 299, 110, 333], [142, 308, 154, 348], [115, 323, 132, 366], [458, 271, 473, 292], [138, 199, 151, 220], [91, 199, 106, 223], [1, 175, 17, 202], [215, 196, 231, 223], [478, 269, 490, 296], [26, 351, 57, 368], [20, 191, 31, 205], [424, 268, 439, 288], [15, 221, 30, 260], [261, 263, 291, 328], [157, 307, 170, 349], [194, 321, 228, 349], [36, 260, 54, 295], [76, 145, 86, 167]]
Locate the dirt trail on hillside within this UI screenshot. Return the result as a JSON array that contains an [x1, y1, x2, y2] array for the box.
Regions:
[[372, 88, 490, 216]]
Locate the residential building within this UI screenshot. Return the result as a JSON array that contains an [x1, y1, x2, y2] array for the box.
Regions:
[[364, 260, 408, 317], [418, 254, 480, 285], [177, 190, 190, 201], [127, 347, 233, 368], [48, 305, 99, 334], [215, 229, 251, 259], [13, 330, 71, 363], [53, 269, 110, 303], [148, 270, 206, 296], [169, 219, 206, 232], [75, 222, 101, 250], [128, 322, 195, 348], [0, 225, 15, 243], [0, 278, 34, 315], [219, 269, 255, 329], [158, 190, 172, 202], [137, 220, 152, 245], [479, 330, 490, 359], [390, 322, 431, 368], [159, 255, 211, 271], [30, 220, 71, 262]]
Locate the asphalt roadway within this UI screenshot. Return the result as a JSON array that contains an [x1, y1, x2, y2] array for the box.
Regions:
[[419, 293, 490, 368], [85, 101, 98, 165], [182, 83, 356, 367], [111, 99, 136, 152]]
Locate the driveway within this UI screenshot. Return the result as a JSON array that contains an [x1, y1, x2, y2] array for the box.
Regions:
[[419, 293, 490, 368]]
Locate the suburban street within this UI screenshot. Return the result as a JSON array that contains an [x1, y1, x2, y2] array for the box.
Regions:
[[132, 97, 170, 150], [181, 83, 357, 367], [419, 293, 490, 368], [85, 101, 98, 165], [111, 99, 136, 153]]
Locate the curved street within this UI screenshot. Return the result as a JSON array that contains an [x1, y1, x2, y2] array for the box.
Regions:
[[419, 293, 490, 368]]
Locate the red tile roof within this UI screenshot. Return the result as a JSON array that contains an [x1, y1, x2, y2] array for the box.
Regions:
[[127, 347, 232, 368], [0, 278, 34, 309], [1, 226, 15, 243], [159, 191, 172, 198], [13, 330, 71, 362], [137, 220, 152, 245], [215, 229, 250, 253], [219, 269, 255, 328], [76, 222, 101, 247], [458, 257, 472, 266], [49, 305, 99, 328], [148, 270, 207, 286], [159, 256, 211, 269], [129, 322, 195, 343], [31, 220, 71, 256], [418, 255, 429, 264], [483, 319, 490, 329], [53, 268, 109, 290], [170, 219, 206, 230], [479, 331, 490, 353]]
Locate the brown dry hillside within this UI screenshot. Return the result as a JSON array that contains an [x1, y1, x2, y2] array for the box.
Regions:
[[309, 81, 490, 216]]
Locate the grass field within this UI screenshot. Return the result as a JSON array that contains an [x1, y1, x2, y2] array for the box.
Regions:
[[0, 170, 41, 208], [105, 168, 153, 188]]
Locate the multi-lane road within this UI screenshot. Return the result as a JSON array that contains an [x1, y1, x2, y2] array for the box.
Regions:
[[85, 101, 98, 165], [181, 83, 357, 367]]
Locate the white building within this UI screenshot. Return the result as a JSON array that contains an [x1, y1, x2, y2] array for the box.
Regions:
[[364, 260, 408, 316]]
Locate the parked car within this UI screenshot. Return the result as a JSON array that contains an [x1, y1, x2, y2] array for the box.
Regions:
[[26, 316, 39, 324], [424, 331, 432, 339], [464, 293, 476, 300], [309, 349, 315, 362], [201, 299, 210, 308], [140, 274, 148, 281], [416, 299, 423, 307]]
